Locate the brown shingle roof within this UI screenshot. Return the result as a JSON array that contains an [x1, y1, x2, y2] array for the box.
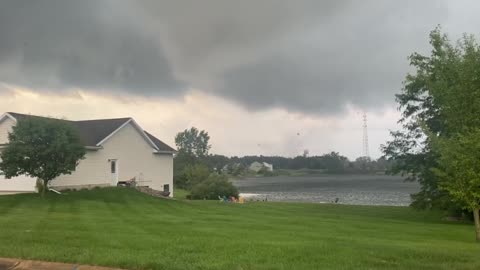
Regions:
[[6, 112, 175, 152]]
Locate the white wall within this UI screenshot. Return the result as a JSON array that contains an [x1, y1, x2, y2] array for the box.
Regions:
[[0, 117, 14, 144], [0, 117, 37, 193], [0, 169, 36, 193], [51, 122, 174, 196]]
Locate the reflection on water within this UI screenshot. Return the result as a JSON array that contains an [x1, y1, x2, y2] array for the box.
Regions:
[[232, 174, 419, 206]]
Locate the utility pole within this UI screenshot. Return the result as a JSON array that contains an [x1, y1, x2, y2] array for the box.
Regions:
[[362, 112, 370, 158]]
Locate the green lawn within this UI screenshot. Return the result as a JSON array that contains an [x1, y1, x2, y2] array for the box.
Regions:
[[0, 188, 479, 270]]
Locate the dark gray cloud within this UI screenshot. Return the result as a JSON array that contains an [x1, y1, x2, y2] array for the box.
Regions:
[[0, 0, 185, 95], [215, 1, 450, 114], [0, 0, 473, 114]]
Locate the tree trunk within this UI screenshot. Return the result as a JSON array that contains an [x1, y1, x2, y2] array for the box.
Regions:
[[474, 208, 480, 242], [42, 179, 49, 198]]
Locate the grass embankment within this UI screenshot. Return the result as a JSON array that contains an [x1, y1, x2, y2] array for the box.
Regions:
[[0, 188, 479, 270]]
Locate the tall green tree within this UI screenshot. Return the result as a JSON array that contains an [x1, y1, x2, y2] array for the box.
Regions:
[[382, 28, 461, 209], [173, 127, 211, 188], [419, 30, 480, 241], [175, 127, 211, 157], [0, 117, 85, 197], [384, 27, 480, 241]]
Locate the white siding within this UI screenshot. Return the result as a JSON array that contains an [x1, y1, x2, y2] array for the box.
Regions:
[[0, 117, 37, 194], [51, 122, 173, 196], [0, 154, 37, 193], [0, 172, 36, 193], [50, 149, 110, 188], [0, 117, 14, 144]]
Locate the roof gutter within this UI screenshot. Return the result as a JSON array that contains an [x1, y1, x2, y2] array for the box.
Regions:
[[1, 144, 102, 150], [85, 146, 103, 150], [153, 150, 176, 154]]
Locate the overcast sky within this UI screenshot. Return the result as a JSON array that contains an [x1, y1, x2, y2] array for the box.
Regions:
[[0, 0, 479, 159]]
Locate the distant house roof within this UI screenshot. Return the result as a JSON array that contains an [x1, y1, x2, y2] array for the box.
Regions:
[[4, 112, 176, 152]]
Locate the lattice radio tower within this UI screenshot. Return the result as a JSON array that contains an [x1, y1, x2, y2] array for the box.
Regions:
[[362, 112, 370, 158]]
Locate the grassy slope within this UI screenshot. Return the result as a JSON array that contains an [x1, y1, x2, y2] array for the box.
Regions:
[[0, 188, 478, 270]]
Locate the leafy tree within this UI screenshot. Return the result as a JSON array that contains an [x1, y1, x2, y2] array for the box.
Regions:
[[353, 156, 372, 172], [181, 163, 210, 190], [0, 117, 85, 196], [322, 152, 348, 173], [432, 130, 480, 241], [384, 28, 480, 241], [382, 28, 460, 209], [173, 127, 211, 187], [175, 127, 211, 157], [413, 30, 480, 240]]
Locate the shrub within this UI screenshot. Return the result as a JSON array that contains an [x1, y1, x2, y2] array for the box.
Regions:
[[190, 173, 239, 200], [174, 163, 210, 190]]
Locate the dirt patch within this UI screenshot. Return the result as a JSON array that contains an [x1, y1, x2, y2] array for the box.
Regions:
[[0, 258, 126, 270]]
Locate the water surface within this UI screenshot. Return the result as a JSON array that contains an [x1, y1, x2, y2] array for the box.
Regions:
[[232, 174, 419, 206]]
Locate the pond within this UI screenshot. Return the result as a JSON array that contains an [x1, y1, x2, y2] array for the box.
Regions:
[[231, 174, 419, 206]]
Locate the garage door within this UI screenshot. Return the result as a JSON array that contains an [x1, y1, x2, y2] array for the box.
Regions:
[[0, 174, 36, 194]]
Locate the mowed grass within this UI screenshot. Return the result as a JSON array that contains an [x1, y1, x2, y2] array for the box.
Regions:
[[0, 188, 479, 270]]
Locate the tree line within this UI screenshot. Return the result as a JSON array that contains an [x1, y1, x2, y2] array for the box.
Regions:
[[202, 153, 393, 175]]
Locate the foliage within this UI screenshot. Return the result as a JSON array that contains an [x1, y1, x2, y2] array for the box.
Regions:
[[431, 130, 480, 240], [173, 151, 197, 187], [0, 117, 85, 196], [173, 127, 212, 187], [0, 188, 479, 269], [183, 163, 210, 190], [174, 127, 211, 158], [383, 27, 480, 239], [418, 30, 480, 239], [203, 153, 391, 175], [432, 130, 480, 212], [190, 173, 239, 200], [382, 27, 463, 209], [174, 162, 210, 190]]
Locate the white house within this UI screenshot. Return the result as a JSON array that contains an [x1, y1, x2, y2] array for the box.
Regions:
[[249, 161, 273, 172], [0, 112, 175, 196], [262, 162, 273, 172]]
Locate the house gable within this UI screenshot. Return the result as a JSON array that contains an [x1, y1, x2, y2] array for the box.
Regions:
[[0, 114, 16, 145], [102, 121, 158, 152], [96, 118, 160, 151]]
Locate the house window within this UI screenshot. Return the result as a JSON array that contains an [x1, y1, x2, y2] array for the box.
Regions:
[[110, 160, 116, 173], [163, 184, 170, 192]]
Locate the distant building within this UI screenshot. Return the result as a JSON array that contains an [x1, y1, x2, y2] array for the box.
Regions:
[[249, 161, 273, 172], [262, 162, 273, 172]]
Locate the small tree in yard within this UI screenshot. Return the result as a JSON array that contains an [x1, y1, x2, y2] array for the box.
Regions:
[[0, 117, 85, 197]]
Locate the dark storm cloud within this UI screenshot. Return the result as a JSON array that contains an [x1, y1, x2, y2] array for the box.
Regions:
[[0, 0, 185, 95], [216, 1, 450, 113], [0, 0, 458, 114]]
